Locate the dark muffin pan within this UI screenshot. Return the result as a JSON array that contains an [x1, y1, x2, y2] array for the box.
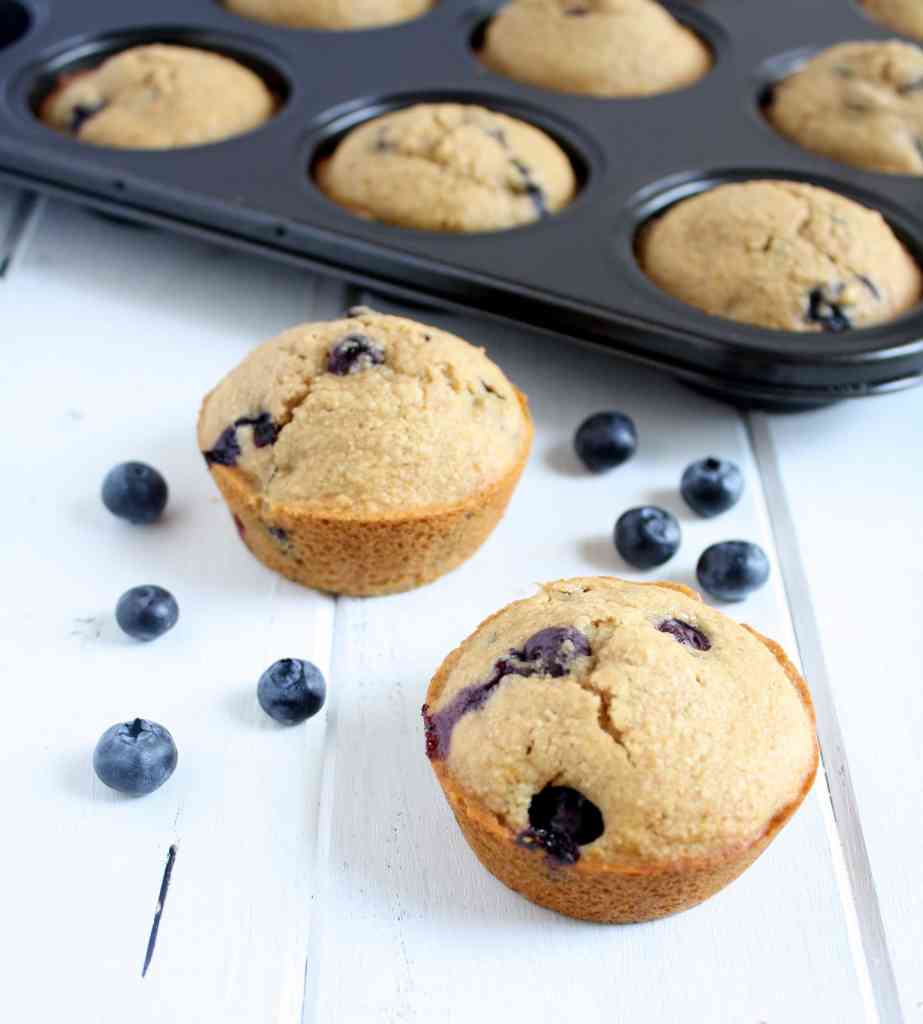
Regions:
[[1, 0, 922, 407]]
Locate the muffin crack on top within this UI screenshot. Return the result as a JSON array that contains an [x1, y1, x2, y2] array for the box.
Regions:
[[424, 577, 818, 922], [426, 578, 817, 863]]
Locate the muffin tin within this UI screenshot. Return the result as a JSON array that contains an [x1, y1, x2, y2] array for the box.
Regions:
[[1, 0, 922, 407]]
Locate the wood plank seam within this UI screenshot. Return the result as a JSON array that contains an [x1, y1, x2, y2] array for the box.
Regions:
[[748, 411, 901, 1024], [0, 190, 40, 277]]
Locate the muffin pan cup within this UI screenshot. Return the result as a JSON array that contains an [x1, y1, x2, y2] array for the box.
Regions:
[[2, 0, 922, 407]]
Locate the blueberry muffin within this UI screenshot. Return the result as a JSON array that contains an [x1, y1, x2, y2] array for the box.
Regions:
[[767, 41, 923, 176], [638, 180, 922, 332], [481, 0, 710, 97], [41, 45, 275, 149], [197, 309, 532, 596], [224, 0, 433, 29], [863, 0, 923, 41], [315, 103, 577, 232], [423, 577, 818, 923]]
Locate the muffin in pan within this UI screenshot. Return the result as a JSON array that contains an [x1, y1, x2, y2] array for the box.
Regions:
[[197, 309, 532, 596], [767, 40, 923, 176], [638, 180, 922, 333], [423, 577, 818, 923], [41, 44, 275, 150], [224, 0, 433, 30], [480, 0, 710, 98], [315, 103, 577, 232], [862, 0, 923, 42]]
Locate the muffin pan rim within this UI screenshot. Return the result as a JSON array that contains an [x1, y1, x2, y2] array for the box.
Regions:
[[0, 0, 921, 407]]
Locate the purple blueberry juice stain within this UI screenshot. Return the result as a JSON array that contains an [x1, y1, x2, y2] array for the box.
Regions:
[[516, 784, 604, 866], [422, 627, 590, 760], [327, 333, 385, 375], [267, 526, 288, 543], [657, 618, 711, 651]]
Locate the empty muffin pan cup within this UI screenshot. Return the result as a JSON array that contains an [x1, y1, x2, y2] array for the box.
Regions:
[[1, 0, 922, 407]]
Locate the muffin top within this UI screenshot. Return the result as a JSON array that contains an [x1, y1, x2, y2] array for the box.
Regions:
[[224, 0, 433, 29], [862, 0, 923, 42], [424, 577, 817, 867], [315, 103, 577, 232], [481, 0, 710, 97], [41, 44, 275, 150], [767, 41, 923, 176], [197, 310, 532, 516], [638, 180, 922, 332]]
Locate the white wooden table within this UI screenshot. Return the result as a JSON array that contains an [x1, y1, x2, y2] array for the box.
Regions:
[[1, 185, 919, 1024]]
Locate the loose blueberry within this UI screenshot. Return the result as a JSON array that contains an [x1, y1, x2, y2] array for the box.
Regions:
[[257, 658, 326, 725], [658, 618, 710, 651], [115, 585, 179, 642], [806, 286, 851, 332], [680, 457, 743, 518], [696, 541, 770, 602], [101, 462, 168, 524], [93, 718, 178, 796], [517, 785, 604, 865], [574, 411, 637, 473], [327, 333, 385, 375], [615, 506, 680, 569]]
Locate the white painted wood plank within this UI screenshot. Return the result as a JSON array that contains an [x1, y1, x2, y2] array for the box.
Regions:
[[309, 300, 869, 1024], [0, 201, 346, 1023], [761, 395, 923, 1022]]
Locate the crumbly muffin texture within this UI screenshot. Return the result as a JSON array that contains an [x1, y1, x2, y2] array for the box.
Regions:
[[425, 577, 817, 867], [638, 180, 922, 332], [198, 310, 529, 516], [481, 0, 710, 97], [863, 0, 923, 42], [41, 45, 275, 150], [224, 0, 433, 29], [767, 41, 923, 176], [315, 104, 577, 232]]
